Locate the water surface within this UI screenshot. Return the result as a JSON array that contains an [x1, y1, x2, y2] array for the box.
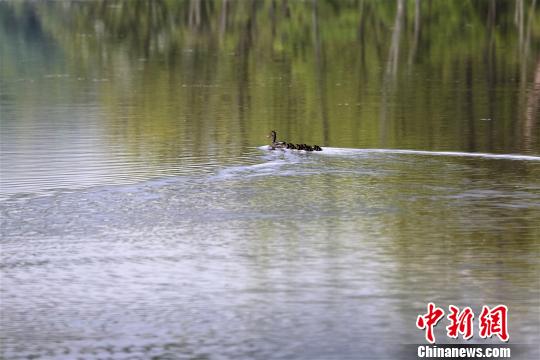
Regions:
[[1, 1, 540, 359]]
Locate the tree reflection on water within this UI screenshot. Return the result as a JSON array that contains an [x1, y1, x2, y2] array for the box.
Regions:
[[1, 0, 539, 157]]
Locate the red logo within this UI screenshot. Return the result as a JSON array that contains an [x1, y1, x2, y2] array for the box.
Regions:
[[479, 305, 509, 342], [446, 305, 474, 340], [416, 302, 445, 344], [416, 304, 509, 343]]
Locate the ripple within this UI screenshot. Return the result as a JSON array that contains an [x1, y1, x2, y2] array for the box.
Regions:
[[2, 148, 539, 360]]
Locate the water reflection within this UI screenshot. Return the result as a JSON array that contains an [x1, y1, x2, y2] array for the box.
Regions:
[[1, 1, 539, 164], [2, 0, 539, 195]]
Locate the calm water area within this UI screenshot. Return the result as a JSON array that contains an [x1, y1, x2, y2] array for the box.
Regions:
[[1, 1, 540, 359]]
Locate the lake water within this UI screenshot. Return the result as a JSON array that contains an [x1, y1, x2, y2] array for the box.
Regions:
[[1, 1, 540, 359]]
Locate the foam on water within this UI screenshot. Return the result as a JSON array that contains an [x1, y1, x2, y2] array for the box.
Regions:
[[257, 146, 540, 161], [213, 158, 292, 180]]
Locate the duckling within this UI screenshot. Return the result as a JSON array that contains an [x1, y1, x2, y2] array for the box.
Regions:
[[287, 143, 297, 149], [313, 145, 322, 151]]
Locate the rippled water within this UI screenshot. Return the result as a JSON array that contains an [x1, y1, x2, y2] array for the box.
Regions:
[[3, 147, 540, 359], [2, 1, 540, 359]]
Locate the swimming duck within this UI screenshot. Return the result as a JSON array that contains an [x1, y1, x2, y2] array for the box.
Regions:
[[267, 130, 323, 152], [267, 130, 287, 150]]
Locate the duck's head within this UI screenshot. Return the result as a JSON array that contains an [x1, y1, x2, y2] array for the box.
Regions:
[[266, 130, 277, 142]]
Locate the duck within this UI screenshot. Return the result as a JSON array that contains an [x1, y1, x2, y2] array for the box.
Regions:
[[267, 130, 323, 152], [267, 130, 286, 150]]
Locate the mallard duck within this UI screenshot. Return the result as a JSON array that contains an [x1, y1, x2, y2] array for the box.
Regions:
[[267, 130, 287, 150], [267, 130, 323, 152]]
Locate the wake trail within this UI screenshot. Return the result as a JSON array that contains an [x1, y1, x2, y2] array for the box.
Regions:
[[257, 146, 540, 161]]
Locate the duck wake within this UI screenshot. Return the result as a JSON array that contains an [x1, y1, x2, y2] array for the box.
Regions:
[[257, 146, 540, 161]]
